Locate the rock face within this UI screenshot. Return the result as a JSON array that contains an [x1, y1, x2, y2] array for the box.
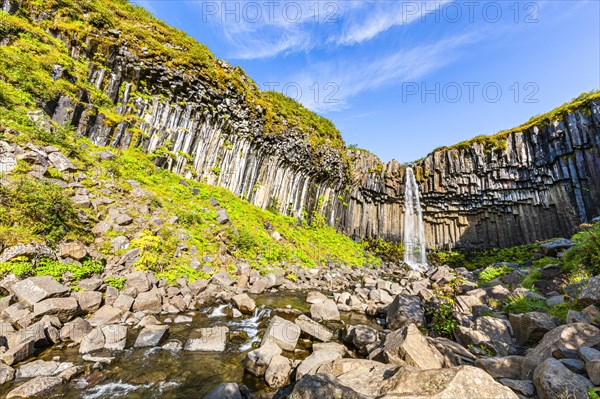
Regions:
[[13, 0, 599, 249]]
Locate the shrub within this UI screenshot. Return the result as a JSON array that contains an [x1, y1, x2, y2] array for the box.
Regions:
[[504, 294, 548, 314], [426, 299, 458, 337], [563, 222, 600, 276], [105, 276, 127, 290], [478, 265, 514, 285]]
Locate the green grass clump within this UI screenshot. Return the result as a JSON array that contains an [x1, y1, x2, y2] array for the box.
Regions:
[[548, 301, 584, 323], [0, 257, 103, 281], [504, 294, 548, 314], [427, 300, 458, 337], [521, 268, 542, 290], [478, 264, 514, 285], [563, 222, 600, 276], [434, 244, 537, 271], [105, 276, 127, 290]]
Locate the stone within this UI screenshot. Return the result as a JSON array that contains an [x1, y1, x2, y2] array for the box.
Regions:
[[383, 323, 444, 369], [386, 294, 424, 329], [111, 236, 130, 252], [114, 214, 133, 226], [216, 209, 230, 224], [33, 297, 79, 322], [523, 323, 600, 378], [73, 291, 103, 313], [533, 358, 593, 399], [58, 366, 83, 382], [296, 349, 343, 380], [306, 291, 328, 304], [579, 346, 600, 363], [184, 326, 229, 351], [112, 293, 135, 311], [561, 358, 586, 374], [499, 378, 536, 397], [540, 238, 575, 256], [134, 324, 169, 347], [0, 363, 15, 385], [457, 316, 514, 356], [6, 376, 63, 398], [261, 316, 301, 351], [204, 382, 242, 399], [295, 314, 333, 342], [249, 278, 269, 294], [16, 360, 72, 378], [265, 354, 291, 388], [71, 194, 91, 208], [211, 271, 235, 287], [11, 276, 69, 306], [343, 325, 378, 354], [48, 151, 76, 171], [231, 293, 256, 314], [132, 290, 162, 313], [98, 150, 116, 160], [82, 354, 114, 364], [124, 271, 152, 292], [587, 358, 600, 385], [58, 241, 87, 260], [245, 341, 282, 377], [79, 328, 105, 354], [509, 312, 559, 346], [0, 338, 35, 365], [102, 324, 127, 351], [289, 373, 371, 399], [310, 299, 340, 322], [87, 305, 123, 327], [579, 274, 600, 306], [474, 356, 524, 379], [60, 317, 92, 343]]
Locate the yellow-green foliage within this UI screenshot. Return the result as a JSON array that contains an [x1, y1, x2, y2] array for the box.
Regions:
[[478, 264, 514, 285], [363, 238, 404, 262], [0, 258, 103, 280], [563, 222, 600, 276], [444, 244, 538, 271]]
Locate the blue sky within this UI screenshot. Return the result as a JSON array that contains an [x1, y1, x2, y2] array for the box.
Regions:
[[136, 0, 600, 162]]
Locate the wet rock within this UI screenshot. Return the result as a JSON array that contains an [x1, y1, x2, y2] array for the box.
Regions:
[[265, 354, 292, 388], [204, 382, 242, 399], [295, 314, 333, 342], [579, 275, 600, 306], [184, 326, 229, 351], [101, 324, 127, 351], [386, 294, 424, 329], [523, 323, 600, 378], [533, 358, 593, 399], [509, 312, 559, 346], [11, 276, 69, 306], [383, 323, 444, 369], [310, 299, 340, 322], [58, 241, 87, 260], [134, 324, 169, 347], [245, 341, 281, 377], [231, 293, 255, 314], [16, 360, 72, 378], [6, 376, 63, 398], [262, 315, 301, 351]]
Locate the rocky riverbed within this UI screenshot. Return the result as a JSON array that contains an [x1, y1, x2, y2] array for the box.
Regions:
[[0, 242, 599, 398]]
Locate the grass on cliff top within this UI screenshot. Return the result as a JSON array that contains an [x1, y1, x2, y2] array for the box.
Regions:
[[418, 90, 600, 160], [0, 0, 348, 153]]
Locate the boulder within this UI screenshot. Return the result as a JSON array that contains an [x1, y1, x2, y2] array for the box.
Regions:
[[579, 275, 600, 306], [215, 209, 230, 224], [204, 382, 242, 399], [523, 323, 600, 378], [184, 326, 229, 351], [457, 316, 514, 356], [306, 291, 328, 304], [0, 363, 15, 385], [265, 354, 291, 388], [60, 317, 92, 343], [386, 294, 424, 329], [79, 328, 105, 354], [211, 271, 235, 287], [383, 323, 444, 369], [261, 316, 301, 351], [11, 276, 69, 306], [112, 294, 135, 311], [499, 379, 536, 397], [579, 346, 600, 363], [101, 324, 127, 351], [540, 238, 574, 256], [132, 290, 162, 313], [310, 299, 340, 322], [33, 297, 79, 322], [48, 151, 75, 171], [87, 305, 123, 327], [6, 376, 63, 398], [509, 312, 559, 346], [533, 358, 594, 399], [15, 360, 72, 378], [343, 325, 379, 355], [124, 271, 152, 293], [0, 243, 54, 263], [474, 356, 524, 379], [296, 349, 343, 380], [289, 373, 369, 399], [134, 324, 169, 347], [245, 341, 282, 377], [231, 293, 256, 314], [58, 241, 87, 260], [295, 314, 333, 342], [587, 358, 600, 385], [0, 338, 35, 365], [73, 291, 103, 313]]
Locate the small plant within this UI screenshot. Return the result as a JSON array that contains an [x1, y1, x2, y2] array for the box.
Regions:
[[0, 260, 34, 277], [589, 387, 600, 399], [521, 268, 542, 290], [105, 276, 127, 290], [478, 265, 514, 285], [266, 197, 279, 214], [427, 299, 458, 337], [285, 272, 297, 282], [504, 294, 548, 314]]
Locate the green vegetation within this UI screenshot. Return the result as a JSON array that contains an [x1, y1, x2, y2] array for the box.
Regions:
[[590, 387, 600, 399], [363, 238, 404, 263], [521, 268, 542, 290], [563, 222, 600, 276], [432, 244, 537, 271], [478, 264, 514, 285], [0, 257, 103, 281], [503, 294, 548, 314], [427, 299, 458, 337], [105, 276, 127, 290], [548, 301, 584, 323]]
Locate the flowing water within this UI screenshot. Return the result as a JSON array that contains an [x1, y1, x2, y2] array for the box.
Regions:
[[0, 291, 382, 399], [403, 167, 428, 271]]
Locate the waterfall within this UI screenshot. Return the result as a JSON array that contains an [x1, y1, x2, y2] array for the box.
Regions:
[[403, 167, 428, 271]]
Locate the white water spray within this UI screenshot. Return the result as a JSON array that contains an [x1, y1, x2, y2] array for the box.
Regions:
[[403, 167, 428, 271]]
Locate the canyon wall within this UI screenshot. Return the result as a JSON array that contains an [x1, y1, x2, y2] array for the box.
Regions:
[[7, 1, 600, 249]]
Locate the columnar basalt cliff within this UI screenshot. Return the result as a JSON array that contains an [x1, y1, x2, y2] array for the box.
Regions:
[[3, 0, 600, 249]]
